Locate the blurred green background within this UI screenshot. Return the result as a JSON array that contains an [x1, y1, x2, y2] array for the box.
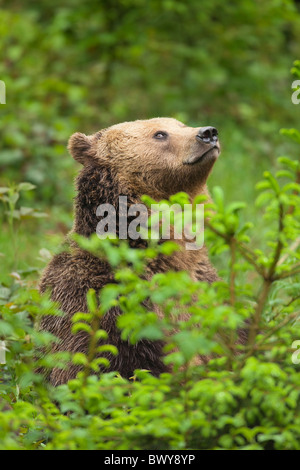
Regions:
[[0, 0, 300, 282]]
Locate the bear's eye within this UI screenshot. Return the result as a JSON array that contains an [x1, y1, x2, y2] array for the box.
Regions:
[[153, 131, 168, 140]]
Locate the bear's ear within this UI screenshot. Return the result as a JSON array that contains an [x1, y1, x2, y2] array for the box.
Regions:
[[68, 132, 96, 165]]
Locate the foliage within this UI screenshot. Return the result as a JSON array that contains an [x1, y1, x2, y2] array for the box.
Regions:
[[0, 0, 300, 207], [1, 0, 300, 278], [0, 130, 300, 450], [1, 0, 300, 451]]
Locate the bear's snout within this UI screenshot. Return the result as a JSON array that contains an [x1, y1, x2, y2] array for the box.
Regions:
[[196, 126, 218, 144], [183, 125, 220, 166]]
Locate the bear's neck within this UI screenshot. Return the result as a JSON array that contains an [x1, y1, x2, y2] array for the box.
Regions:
[[72, 163, 217, 280], [73, 163, 210, 249], [73, 163, 141, 239]]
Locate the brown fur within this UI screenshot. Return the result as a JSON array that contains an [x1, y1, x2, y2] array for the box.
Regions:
[[39, 118, 220, 385]]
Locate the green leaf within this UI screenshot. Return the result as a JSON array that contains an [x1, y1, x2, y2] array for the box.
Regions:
[[86, 289, 98, 314], [71, 322, 92, 334], [17, 182, 36, 192], [72, 352, 88, 365], [0, 187, 10, 194]]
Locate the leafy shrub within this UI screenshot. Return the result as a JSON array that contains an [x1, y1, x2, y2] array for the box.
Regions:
[[1, 0, 300, 206], [0, 130, 300, 450]]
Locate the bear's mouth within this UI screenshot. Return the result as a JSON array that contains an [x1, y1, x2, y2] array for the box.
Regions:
[[184, 145, 220, 165]]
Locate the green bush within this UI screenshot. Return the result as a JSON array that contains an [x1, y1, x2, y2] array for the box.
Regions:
[[1, 0, 300, 206], [0, 128, 299, 450]]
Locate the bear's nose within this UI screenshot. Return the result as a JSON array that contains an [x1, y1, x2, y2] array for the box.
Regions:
[[196, 126, 218, 144]]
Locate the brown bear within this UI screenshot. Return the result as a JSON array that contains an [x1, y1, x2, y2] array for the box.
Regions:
[[39, 117, 220, 386]]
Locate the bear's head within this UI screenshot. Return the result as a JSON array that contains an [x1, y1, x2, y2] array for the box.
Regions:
[[68, 117, 220, 201]]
